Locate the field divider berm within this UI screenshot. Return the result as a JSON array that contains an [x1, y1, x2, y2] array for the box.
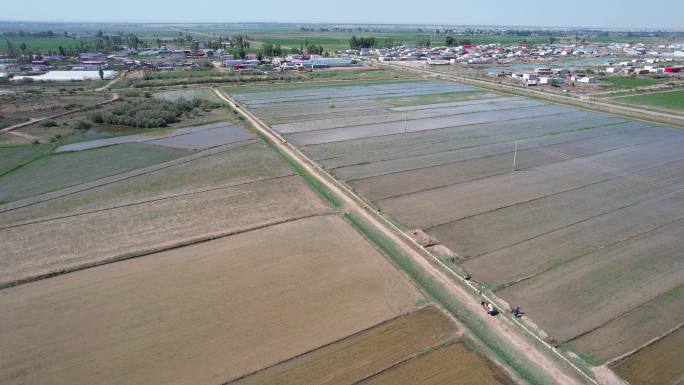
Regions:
[[213, 87, 599, 385]]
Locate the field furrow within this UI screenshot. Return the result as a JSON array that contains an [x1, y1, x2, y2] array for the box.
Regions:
[[232, 306, 456, 385], [497, 219, 684, 341], [0, 215, 423, 385]]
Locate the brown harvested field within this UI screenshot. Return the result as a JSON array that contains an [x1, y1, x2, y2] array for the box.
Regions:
[[610, 326, 684, 385], [461, 190, 684, 287], [351, 125, 667, 201], [321, 117, 640, 177], [434, 162, 681, 261], [378, 136, 684, 229], [570, 286, 684, 363], [377, 160, 613, 229], [358, 342, 515, 385], [0, 215, 424, 385], [232, 306, 457, 385], [497, 219, 684, 342], [0, 175, 328, 286], [325, 119, 643, 179]]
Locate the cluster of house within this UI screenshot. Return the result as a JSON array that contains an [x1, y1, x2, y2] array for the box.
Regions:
[[222, 53, 357, 71], [0, 48, 217, 77], [609, 42, 684, 58], [605, 59, 682, 75], [136, 46, 222, 58], [348, 41, 684, 65], [222, 53, 261, 71], [510, 59, 683, 87], [1, 52, 112, 75], [345, 42, 606, 64], [510, 67, 573, 86]]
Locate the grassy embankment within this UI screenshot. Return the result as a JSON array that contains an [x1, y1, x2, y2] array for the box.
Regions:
[[343, 211, 559, 385]]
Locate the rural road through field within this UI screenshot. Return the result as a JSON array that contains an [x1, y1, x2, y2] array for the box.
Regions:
[[213, 87, 599, 385], [96, 70, 126, 91]]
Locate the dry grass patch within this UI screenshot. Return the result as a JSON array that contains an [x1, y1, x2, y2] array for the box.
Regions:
[[233, 306, 456, 385], [0, 215, 423, 385], [611, 326, 684, 385], [358, 342, 515, 385], [0, 175, 328, 286]]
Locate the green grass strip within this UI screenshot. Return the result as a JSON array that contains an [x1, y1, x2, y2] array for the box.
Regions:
[[248, 124, 342, 208], [344, 211, 558, 385]]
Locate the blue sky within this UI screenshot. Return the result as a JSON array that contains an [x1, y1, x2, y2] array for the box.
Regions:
[[3, 0, 683, 29]]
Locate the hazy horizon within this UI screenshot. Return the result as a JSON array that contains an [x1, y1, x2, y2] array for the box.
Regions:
[[3, 0, 684, 30]]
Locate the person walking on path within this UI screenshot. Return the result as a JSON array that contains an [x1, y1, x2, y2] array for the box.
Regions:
[[513, 306, 522, 318]]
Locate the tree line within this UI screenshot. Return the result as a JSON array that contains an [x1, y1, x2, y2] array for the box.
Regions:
[[3, 32, 147, 62], [445, 36, 473, 46], [349, 36, 377, 49]]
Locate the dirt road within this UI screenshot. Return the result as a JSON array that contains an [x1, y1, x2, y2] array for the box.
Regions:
[[96, 70, 126, 91], [213, 87, 596, 385]]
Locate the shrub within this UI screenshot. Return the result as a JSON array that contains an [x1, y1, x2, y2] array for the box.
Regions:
[[88, 97, 218, 129], [123, 90, 140, 97], [41, 120, 58, 127], [74, 120, 91, 130]]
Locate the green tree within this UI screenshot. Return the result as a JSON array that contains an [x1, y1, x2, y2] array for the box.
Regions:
[[349, 36, 376, 50], [263, 42, 273, 57], [5, 40, 16, 57]]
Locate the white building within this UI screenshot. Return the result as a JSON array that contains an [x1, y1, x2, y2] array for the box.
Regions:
[[539, 76, 565, 85]]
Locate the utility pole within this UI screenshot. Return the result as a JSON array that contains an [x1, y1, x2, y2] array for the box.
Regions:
[[404, 111, 408, 134], [330, 95, 334, 110]]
